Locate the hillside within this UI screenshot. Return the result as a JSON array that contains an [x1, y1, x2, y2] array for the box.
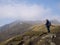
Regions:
[[0, 24, 60, 45], [0, 21, 34, 42]]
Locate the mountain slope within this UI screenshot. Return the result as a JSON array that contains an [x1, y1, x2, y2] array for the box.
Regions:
[[1, 24, 60, 45], [0, 21, 33, 42]]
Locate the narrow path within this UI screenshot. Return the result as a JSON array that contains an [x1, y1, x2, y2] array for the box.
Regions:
[[38, 33, 56, 45], [18, 40, 24, 45], [30, 33, 48, 45]]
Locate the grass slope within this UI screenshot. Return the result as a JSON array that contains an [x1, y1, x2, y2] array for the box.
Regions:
[[0, 24, 60, 45]]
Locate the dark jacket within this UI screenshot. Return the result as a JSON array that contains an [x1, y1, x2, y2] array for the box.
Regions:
[[45, 20, 51, 27]]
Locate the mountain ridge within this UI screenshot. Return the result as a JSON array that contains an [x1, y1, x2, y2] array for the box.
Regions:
[[0, 24, 60, 45]]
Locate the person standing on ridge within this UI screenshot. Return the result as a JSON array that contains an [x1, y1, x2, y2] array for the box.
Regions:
[[45, 19, 51, 33]]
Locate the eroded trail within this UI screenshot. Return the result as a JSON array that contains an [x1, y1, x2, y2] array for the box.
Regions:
[[36, 33, 56, 45], [4, 33, 57, 45], [29, 33, 48, 45]]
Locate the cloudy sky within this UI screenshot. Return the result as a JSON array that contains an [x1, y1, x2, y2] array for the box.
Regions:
[[0, 0, 60, 26]]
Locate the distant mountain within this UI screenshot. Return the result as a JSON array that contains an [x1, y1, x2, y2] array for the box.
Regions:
[[0, 20, 33, 42], [41, 19, 60, 25], [51, 19, 60, 25]]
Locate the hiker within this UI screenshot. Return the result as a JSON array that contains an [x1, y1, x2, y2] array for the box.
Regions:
[[45, 19, 51, 33]]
